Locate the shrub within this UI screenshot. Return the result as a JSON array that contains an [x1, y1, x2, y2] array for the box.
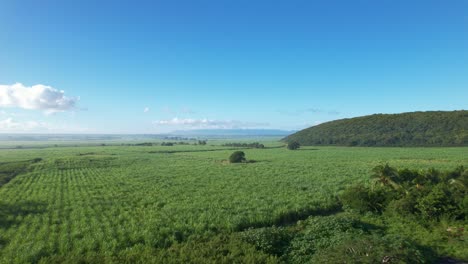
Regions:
[[240, 227, 292, 256], [397, 168, 419, 184], [155, 234, 277, 263], [287, 215, 366, 262], [416, 184, 458, 220], [309, 234, 431, 264], [462, 196, 468, 218], [385, 194, 419, 216], [287, 141, 300, 150], [229, 151, 246, 163], [340, 185, 391, 213], [460, 168, 468, 186]]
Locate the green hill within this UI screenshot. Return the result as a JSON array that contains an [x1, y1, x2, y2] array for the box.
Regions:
[[284, 110, 468, 147]]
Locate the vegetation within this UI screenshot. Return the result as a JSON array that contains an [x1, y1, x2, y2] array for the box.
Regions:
[[0, 158, 42, 187], [336, 165, 468, 262], [222, 142, 265, 148], [286, 141, 300, 150], [284, 110, 468, 146], [134, 142, 193, 147], [135, 142, 154, 146], [229, 151, 246, 163], [0, 144, 466, 262], [341, 165, 467, 220]]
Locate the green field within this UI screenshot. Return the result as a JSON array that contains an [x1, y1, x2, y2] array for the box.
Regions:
[[0, 143, 467, 263]]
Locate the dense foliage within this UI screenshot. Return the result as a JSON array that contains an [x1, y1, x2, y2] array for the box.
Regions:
[[286, 141, 300, 150], [229, 151, 246, 163], [341, 165, 467, 220], [284, 110, 468, 146]]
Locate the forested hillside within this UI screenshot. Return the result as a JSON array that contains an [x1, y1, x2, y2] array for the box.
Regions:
[[284, 111, 468, 146]]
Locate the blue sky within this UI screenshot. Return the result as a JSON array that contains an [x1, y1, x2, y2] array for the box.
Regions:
[[0, 0, 467, 133]]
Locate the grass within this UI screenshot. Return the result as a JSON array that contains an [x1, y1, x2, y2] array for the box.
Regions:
[[0, 144, 466, 262]]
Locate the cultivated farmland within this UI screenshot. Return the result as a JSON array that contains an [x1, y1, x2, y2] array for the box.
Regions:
[[0, 143, 466, 263]]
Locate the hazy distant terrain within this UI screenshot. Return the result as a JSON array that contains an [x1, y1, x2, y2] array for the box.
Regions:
[[0, 130, 293, 150], [170, 129, 295, 137]]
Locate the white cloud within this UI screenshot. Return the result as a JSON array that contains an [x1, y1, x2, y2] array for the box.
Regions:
[[0, 118, 47, 131], [0, 83, 78, 113], [0, 117, 89, 133], [154, 117, 269, 129], [144, 107, 150, 113]]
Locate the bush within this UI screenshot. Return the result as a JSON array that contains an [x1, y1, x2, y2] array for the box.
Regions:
[[416, 184, 458, 220], [462, 195, 468, 218], [287, 141, 300, 150], [397, 168, 419, 184], [229, 151, 246, 163], [340, 185, 392, 213], [240, 227, 292, 256], [309, 234, 431, 264], [386, 194, 418, 216], [287, 215, 370, 263], [343, 165, 467, 220], [32, 158, 43, 163]]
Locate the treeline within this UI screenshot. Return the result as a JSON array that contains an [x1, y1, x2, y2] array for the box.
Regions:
[[284, 110, 468, 146], [222, 142, 265, 148], [163, 136, 197, 141], [132, 140, 207, 147]]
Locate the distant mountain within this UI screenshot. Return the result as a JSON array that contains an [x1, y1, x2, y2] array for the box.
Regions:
[[284, 110, 468, 147], [170, 129, 295, 137]]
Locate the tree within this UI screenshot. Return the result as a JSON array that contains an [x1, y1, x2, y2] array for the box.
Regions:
[[198, 140, 207, 145], [229, 151, 246, 163], [287, 141, 300, 150]]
